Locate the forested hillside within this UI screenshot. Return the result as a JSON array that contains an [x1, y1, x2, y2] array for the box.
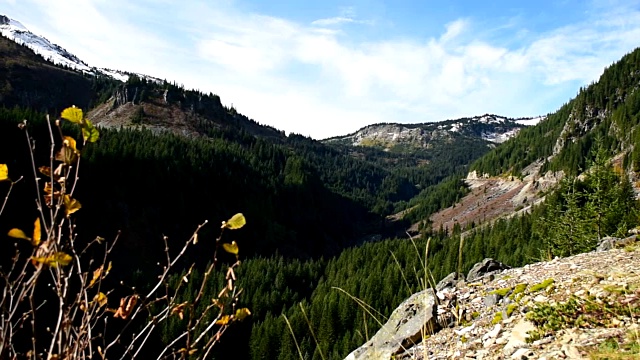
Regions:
[[471, 49, 640, 177], [2, 24, 640, 359]]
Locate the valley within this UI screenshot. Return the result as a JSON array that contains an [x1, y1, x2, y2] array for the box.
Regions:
[[1, 13, 640, 360]]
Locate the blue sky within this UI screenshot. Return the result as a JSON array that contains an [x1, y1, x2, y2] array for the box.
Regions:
[[2, 0, 640, 139]]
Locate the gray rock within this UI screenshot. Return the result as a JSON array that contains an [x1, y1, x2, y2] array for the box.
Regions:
[[344, 289, 439, 360], [596, 236, 620, 252], [483, 294, 500, 307], [511, 348, 534, 359], [466, 258, 511, 282], [436, 272, 463, 291], [596, 235, 636, 252], [503, 319, 536, 356]]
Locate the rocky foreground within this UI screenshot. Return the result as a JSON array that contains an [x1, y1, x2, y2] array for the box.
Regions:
[[346, 236, 640, 359]]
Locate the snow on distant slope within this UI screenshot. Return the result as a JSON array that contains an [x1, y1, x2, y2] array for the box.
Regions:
[[482, 128, 521, 143], [0, 14, 164, 84], [0, 15, 92, 72], [98, 68, 132, 82], [516, 116, 545, 126], [478, 115, 507, 124]]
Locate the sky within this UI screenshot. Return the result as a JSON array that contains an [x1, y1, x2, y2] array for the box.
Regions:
[[2, 0, 640, 139]]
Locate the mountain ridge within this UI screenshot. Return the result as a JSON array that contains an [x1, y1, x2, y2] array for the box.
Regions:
[[1, 13, 545, 144], [324, 114, 544, 152], [2, 12, 640, 360], [0, 14, 162, 83]]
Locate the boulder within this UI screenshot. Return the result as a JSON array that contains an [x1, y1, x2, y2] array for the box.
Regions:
[[466, 258, 510, 282], [344, 289, 439, 360], [436, 272, 463, 291], [596, 235, 636, 252]]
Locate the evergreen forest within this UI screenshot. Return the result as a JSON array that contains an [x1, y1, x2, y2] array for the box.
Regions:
[[1, 30, 640, 359]]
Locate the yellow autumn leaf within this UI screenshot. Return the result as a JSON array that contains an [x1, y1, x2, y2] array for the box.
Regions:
[[171, 302, 188, 320], [8, 228, 30, 240], [61, 106, 83, 124], [32, 218, 41, 246], [63, 195, 82, 216], [89, 262, 111, 288], [94, 292, 108, 307], [235, 308, 251, 321], [0, 164, 9, 182], [39, 166, 61, 182], [39, 166, 51, 177], [177, 348, 198, 355], [215, 315, 231, 326], [31, 252, 72, 267], [222, 241, 239, 255], [63, 136, 78, 151], [222, 213, 246, 230], [81, 119, 100, 143], [44, 182, 61, 206], [113, 295, 139, 319], [56, 136, 79, 164]]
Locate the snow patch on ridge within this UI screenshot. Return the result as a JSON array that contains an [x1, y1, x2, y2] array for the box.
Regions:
[[0, 15, 92, 72], [0, 14, 163, 84], [516, 116, 545, 126]]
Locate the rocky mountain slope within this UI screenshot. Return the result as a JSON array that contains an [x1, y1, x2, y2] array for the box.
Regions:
[[426, 166, 562, 235], [324, 115, 542, 151], [408, 48, 640, 235], [0, 22, 284, 140], [347, 236, 640, 359], [0, 14, 158, 82], [85, 80, 285, 140]]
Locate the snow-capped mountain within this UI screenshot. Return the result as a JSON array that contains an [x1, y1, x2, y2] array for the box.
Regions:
[[324, 114, 545, 150], [0, 14, 159, 83], [0, 15, 94, 72]]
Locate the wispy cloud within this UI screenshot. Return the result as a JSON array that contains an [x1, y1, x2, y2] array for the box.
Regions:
[[312, 16, 356, 26], [1, 0, 640, 138], [311, 6, 373, 27]]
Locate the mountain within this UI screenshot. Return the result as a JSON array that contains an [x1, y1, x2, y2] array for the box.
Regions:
[[393, 48, 640, 235], [3, 12, 639, 360], [347, 240, 640, 360], [0, 15, 92, 73], [0, 15, 160, 83], [0, 32, 100, 111], [0, 13, 516, 229], [324, 114, 542, 150]]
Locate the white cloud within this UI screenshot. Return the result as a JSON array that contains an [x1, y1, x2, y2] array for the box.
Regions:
[[441, 19, 468, 42], [1, 0, 640, 138], [311, 16, 355, 27]]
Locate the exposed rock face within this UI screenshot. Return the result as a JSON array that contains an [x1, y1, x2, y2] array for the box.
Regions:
[[436, 272, 464, 291], [596, 235, 637, 252], [466, 258, 511, 282], [344, 289, 439, 360], [427, 170, 563, 237], [325, 114, 531, 150], [358, 242, 640, 360]]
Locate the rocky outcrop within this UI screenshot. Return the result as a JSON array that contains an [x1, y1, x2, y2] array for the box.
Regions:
[[348, 240, 640, 360], [436, 272, 464, 291], [466, 258, 510, 282], [596, 235, 637, 251], [325, 115, 530, 150], [344, 289, 439, 360]]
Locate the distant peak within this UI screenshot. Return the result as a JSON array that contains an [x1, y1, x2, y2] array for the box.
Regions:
[[0, 15, 27, 30]]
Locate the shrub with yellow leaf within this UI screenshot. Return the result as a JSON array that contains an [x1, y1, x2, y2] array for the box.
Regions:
[[0, 107, 249, 359]]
